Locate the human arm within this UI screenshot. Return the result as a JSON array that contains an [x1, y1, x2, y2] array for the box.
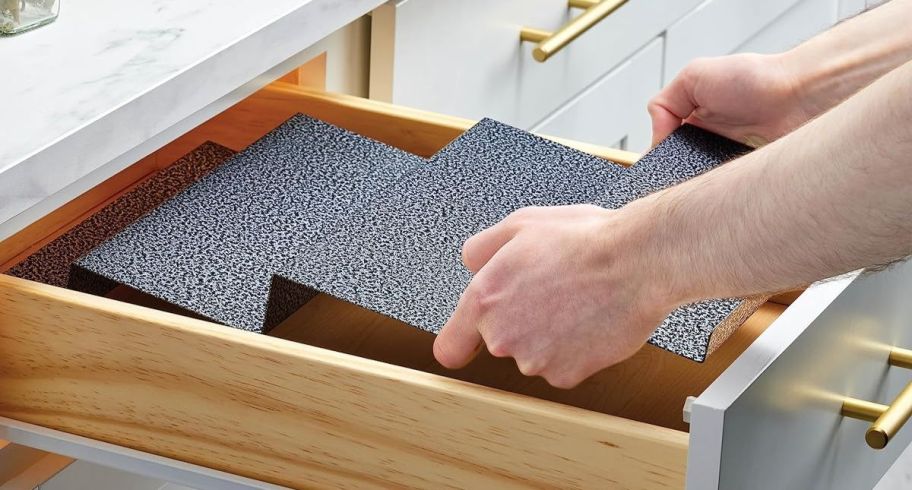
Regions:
[[648, 0, 912, 146], [434, 58, 912, 388]]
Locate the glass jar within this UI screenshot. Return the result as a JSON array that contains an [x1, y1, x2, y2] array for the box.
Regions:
[[1, 0, 59, 35]]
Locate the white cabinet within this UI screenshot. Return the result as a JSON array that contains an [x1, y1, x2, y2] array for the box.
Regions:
[[532, 37, 664, 152], [370, 0, 846, 152], [664, 0, 843, 83], [736, 0, 839, 55], [370, 0, 698, 130]]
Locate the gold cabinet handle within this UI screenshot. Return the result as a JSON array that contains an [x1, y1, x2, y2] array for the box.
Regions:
[[519, 0, 628, 62], [842, 347, 912, 449]]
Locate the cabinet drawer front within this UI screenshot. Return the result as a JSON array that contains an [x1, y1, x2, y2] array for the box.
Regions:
[[664, 0, 804, 80], [690, 262, 912, 489], [735, 0, 838, 55], [532, 37, 663, 153], [372, 0, 699, 130]]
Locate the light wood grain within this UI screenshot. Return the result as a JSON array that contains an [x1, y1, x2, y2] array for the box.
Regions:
[[149, 82, 641, 167], [270, 294, 786, 432], [277, 52, 327, 89], [0, 275, 688, 489], [769, 288, 805, 305]]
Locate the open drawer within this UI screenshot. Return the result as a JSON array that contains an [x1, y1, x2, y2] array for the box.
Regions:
[[1, 82, 911, 490]]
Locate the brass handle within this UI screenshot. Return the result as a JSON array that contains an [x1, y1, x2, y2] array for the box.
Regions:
[[842, 347, 912, 449], [520, 0, 628, 62]]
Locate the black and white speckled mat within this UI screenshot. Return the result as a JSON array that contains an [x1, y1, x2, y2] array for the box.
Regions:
[[9, 142, 235, 287], [70, 115, 753, 361]]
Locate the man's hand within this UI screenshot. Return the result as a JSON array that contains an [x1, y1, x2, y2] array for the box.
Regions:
[[648, 53, 810, 147], [650, 0, 912, 147], [433, 205, 675, 389]]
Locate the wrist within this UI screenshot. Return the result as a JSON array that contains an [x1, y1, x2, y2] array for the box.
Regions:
[[594, 198, 704, 312], [770, 50, 828, 124]]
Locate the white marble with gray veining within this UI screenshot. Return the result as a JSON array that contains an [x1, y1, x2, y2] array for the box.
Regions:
[[0, 0, 383, 241]]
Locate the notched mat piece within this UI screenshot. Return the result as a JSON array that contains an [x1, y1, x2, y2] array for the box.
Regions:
[[70, 115, 425, 331], [69, 116, 757, 362]]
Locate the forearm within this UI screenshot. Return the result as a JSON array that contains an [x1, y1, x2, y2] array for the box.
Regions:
[[779, 0, 912, 118], [627, 59, 912, 303]]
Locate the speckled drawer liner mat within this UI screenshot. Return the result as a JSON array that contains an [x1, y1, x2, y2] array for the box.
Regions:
[[8, 142, 236, 288], [71, 116, 427, 332], [68, 115, 756, 361]]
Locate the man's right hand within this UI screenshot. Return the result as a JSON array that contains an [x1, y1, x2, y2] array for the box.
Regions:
[[647, 53, 812, 147]]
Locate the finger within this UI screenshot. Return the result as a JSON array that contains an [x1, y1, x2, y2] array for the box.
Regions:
[[647, 76, 699, 146], [648, 103, 686, 148], [434, 284, 485, 369], [462, 210, 529, 273]]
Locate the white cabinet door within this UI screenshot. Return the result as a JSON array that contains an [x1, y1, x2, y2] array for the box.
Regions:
[[690, 260, 912, 489], [736, 0, 839, 55], [664, 0, 837, 82], [532, 37, 663, 153], [371, 0, 700, 130]]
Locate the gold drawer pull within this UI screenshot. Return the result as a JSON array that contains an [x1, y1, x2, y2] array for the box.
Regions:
[[520, 0, 628, 62], [842, 347, 912, 449]]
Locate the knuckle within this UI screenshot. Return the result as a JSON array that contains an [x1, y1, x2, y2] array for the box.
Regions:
[[485, 336, 512, 358], [516, 358, 545, 377], [545, 371, 582, 390], [468, 278, 499, 314], [682, 57, 712, 80], [508, 206, 540, 223], [484, 327, 521, 359], [646, 97, 661, 113]]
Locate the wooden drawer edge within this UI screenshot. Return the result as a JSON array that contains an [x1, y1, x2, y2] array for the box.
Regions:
[[0, 274, 687, 488], [265, 82, 641, 164], [0, 82, 638, 273]]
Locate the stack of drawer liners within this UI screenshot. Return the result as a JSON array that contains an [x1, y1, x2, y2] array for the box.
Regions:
[[8, 142, 236, 289], [69, 115, 753, 361]]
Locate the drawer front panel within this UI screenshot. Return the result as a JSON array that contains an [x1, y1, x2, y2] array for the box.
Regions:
[[373, 0, 700, 130], [0, 274, 688, 489], [532, 37, 663, 153], [690, 261, 912, 489], [664, 0, 806, 81], [735, 0, 838, 55]]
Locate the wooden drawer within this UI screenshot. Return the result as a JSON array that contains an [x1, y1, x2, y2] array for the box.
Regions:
[[369, 0, 700, 130], [1, 82, 910, 490], [531, 37, 663, 153]]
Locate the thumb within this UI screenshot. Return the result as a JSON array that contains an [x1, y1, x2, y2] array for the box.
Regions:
[[647, 76, 698, 147]]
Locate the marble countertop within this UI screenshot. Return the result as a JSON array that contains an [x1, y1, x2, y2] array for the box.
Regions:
[[0, 0, 382, 241]]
